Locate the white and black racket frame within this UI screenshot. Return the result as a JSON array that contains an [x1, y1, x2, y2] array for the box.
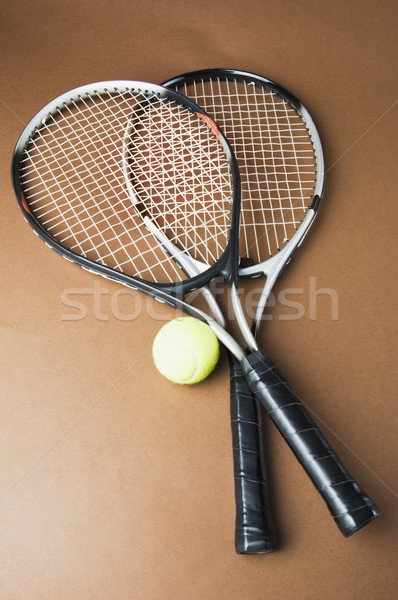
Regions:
[[12, 81, 243, 332]]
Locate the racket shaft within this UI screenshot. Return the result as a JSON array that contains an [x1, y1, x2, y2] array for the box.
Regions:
[[230, 362, 276, 553], [242, 351, 380, 536]]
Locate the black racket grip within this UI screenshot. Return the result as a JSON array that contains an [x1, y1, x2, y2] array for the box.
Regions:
[[230, 362, 276, 553], [241, 351, 380, 537]]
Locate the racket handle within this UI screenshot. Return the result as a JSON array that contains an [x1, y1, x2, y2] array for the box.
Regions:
[[241, 351, 380, 537], [230, 362, 277, 553]]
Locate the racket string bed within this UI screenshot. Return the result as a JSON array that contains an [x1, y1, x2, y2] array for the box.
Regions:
[[184, 77, 318, 262], [18, 88, 234, 283]]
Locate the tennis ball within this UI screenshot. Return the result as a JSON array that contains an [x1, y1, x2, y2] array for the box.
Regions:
[[152, 317, 220, 384]]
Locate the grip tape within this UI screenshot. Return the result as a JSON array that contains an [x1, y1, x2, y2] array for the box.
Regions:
[[241, 351, 380, 537], [230, 362, 276, 553]]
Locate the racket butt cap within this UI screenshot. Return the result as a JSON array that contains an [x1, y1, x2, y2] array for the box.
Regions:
[[335, 502, 380, 537], [235, 528, 277, 554]]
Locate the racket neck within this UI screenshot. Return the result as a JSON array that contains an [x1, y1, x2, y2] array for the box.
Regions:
[[244, 206, 319, 337], [231, 282, 258, 353]]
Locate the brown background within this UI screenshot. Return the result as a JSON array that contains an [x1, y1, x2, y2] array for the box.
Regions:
[[1, 1, 397, 598]]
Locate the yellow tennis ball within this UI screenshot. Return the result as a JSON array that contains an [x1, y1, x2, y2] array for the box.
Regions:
[[153, 317, 220, 384]]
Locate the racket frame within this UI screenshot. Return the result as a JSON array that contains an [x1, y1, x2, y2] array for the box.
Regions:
[[161, 68, 323, 552], [12, 81, 242, 304], [11, 80, 249, 361]]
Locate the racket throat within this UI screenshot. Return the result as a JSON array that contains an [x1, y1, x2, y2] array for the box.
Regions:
[[185, 304, 246, 361], [230, 282, 258, 353], [243, 208, 318, 337]]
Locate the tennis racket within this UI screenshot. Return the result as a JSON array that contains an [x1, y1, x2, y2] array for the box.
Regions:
[[161, 69, 319, 550], [12, 81, 379, 548]]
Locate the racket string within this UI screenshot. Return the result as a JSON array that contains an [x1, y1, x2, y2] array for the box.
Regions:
[[24, 108, 150, 275], [124, 99, 232, 266], [178, 77, 318, 261], [19, 88, 235, 284]]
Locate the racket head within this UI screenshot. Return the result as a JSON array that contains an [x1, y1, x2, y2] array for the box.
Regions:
[[162, 69, 324, 277], [12, 81, 241, 309]]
